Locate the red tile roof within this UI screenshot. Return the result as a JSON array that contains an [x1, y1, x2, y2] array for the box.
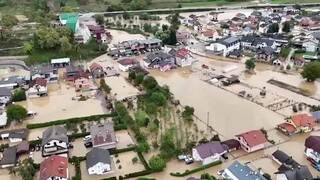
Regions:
[[236, 130, 267, 147], [202, 30, 215, 37], [292, 114, 316, 128], [176, 48, 190, 59], [117, 58, 138, 66], [89, 63, 103, 71], [40, 155, 68, 180], [32, 77, 47, 87], [278, 122, 297, 134]]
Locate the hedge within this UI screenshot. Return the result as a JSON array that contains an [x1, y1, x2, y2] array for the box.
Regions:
[[110, 146, 136, 155], [123, 169, 155, 179], [26, 113, 116, 129], [101, 177, 117, 180], [137, 151, 150, 170], [170, 161, 222, 177]]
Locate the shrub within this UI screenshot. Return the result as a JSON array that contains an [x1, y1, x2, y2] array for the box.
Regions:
[[149, 155, 166, 172], [170, 161, 222, 177], [132, 157, 138, 164], [7, 104, 28, 122], [11, 88, 26, 102]]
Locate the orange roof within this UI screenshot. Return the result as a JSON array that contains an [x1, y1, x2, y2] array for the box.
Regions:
[[236, 130, 267, 147], [278, 122, 297, 134], [292, 114, 316, 128]]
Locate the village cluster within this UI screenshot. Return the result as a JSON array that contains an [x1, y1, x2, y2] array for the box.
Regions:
[[0, 4, 320, 180]]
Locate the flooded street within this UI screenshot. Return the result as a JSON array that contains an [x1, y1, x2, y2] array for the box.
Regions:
[[17, 82, 106, 124]]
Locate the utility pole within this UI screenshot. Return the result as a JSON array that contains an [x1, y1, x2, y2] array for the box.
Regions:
[[207, 111, 210, 133]]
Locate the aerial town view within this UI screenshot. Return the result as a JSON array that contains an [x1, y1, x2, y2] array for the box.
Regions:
[[1, 0, 320, 180]]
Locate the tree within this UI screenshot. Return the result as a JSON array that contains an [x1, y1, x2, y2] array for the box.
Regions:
[[150, 92, 167, 106], [280, 47, 290, 58], [128, 71, 136, 81], [142, 76, 158, 90], [17, 158, 37, 180], [35, 26, 60, 49], [23, 42, 33, 55], [182, 106, 194, 122], [0, 15, 18, 28], [59, 36, 72, 52], [169, 13, 180, 31], [160, 129, 177, 159], [100, 79, 111, 94], [12, 88, 26, 102], [7, 104, 28, 122], [282, 21, 291, 33], [245, 58, 256, 71], [135, 110, 149, 127], [145, 102, 157, 115], [267, 23, 279, 33], [123, 11, 131, 20], [301, 62, 320, 82], [94, 14, 104, 25], [136, 140, 150, 153], [149, 155, 166, 172]]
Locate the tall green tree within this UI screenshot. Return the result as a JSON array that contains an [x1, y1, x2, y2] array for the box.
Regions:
[[282, 21, 291, 33], [94, 14, 105, 25], [267, 23, 279, 33], [59, 36, 72, 52], [17, 158, 37, 180], [7, 104, 28, 122], [0, 15, 18, 28], [301, 62, 320, 82], [245, 58, 256, 71], [160, 129, 177, 159], [149, 155, 166, 171]]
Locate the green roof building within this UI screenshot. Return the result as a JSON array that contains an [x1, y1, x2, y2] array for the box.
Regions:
[[59, 13, 79, 32]]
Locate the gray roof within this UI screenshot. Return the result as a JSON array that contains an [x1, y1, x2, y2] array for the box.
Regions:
[[145, 52, 173, 63], [0, 87, 11, 97], [276, 165, 313, 180], [90, 122, 116, 147], [0, 76, 24, 86], [217, 36, 240, 46], [252, 38, 275, 47], [259, 46, 276, 55], [227, 161, 266, 180], [31, 65, 55, 75], [0, 146, 17, 165], [42, 126, 68, 146], [8, 129, 28, 140], [86, 148, 111, 168], [195, 142, 227, 159]]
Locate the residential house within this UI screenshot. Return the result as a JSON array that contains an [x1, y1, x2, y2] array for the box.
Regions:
[[89, 63, 104, 78], [272, 150, 299, 167], [0, 76, 25, 89], [90, 122, 117, 150], [16, 141, 30, 156], [31, 65, 58, 83], [277, 122, 297, 136], [206, 36, 241, 57], [0, 87, 11, 105], [0, 146, 17, 168], [275, 164, 313, 180], [0, 112, 7, 127], [256, 46, 277, 62], [144, 52, 176, 72], [51, 58, 70, 68], [176, 30, 191, 44], [311, 111, 320, 123], [0, 129, 28, 142], [302, 38, 319, 53], [117, 58, 139, 72], [199, 29, 220, 42], [27, 77, 48, 97], [87, 25, 110, 43], [278, 114, 316, 135], [65, 65, 88, 81], [39, 155, 68, 180], [252, 38, 277, 50], [192, 142, 228, 165], [170, 48, 194, 67], [221, 160, 266, 180], [235, 130, 267, 152], [74, 77, 98, 97], [241, 35, 257, 49], [305, 136, 320, 169], [86, 148, 112, 175], [42, 126, 68, 156], [221, 139, 241, 152]]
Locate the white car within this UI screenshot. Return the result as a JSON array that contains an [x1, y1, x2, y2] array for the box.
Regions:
[[83, 135, 92, 141], [177, 154, 187, 161]]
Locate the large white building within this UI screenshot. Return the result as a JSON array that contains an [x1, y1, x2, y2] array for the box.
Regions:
[[205, 36, 240, 57]]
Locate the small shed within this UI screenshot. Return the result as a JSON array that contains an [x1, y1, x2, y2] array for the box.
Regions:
[[17, 141, 30, 155]]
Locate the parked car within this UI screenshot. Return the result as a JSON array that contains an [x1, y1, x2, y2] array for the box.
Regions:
[[185, 155, 194, 164], [84, 141, 93, 148], [177, 154, 187, 161], [83, 135, 92, 141], [217, 170, 224, 176]]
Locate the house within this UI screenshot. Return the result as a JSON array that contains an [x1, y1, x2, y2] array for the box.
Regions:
[[275, 164, 313, 180], [89, 63, 104, 78], [0, 112, 7, 127], [206, 36, 240, 57], [221, 139, 241, 152], [117, 58, 139, 72], [144, 52, 176, 71], [277, 122, 297, 136], [90, 122, 117, 150], [176, 30, 191, 44], [65, 65, 88, 81], [305, 136, 320, 168], [74, 77, 98, 97], [292, 114, 316, 133], [199, 29, 220, 42], [31, 65, 58, 83], [235, 130, 267, 152], [302, 38, 319, 53], [252, 38, 277, 50], [272, 150, 299, 167], [42, 126, 68, 156], [0, 87, 11, 105], [311, 111, 320, 123], [39, 155, 68, 180], [27, 77, 48, 97], [221, 160, 266, 180], [0, 129, 28, 142], [256, 46, 277, 62], [0, 76, 25, 89], [87, 25, 110, 43], [86, 148, 112, 175], [16, 141, 30, 156], [51, 58, 70, 68], [192, 142, 228, 165], [170, 48, 194, 67], [0, 146, 17, 168]]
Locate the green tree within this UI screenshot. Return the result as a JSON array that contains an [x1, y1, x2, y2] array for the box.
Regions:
[[301, 62, 320, 82], [142, 76, 158, 90], [150, 92, 166, 106], [59, 36, 72, 52], [282, 21, 291, 33], [134, 73, 144, 85], [128, 71, 136, 81], [123, 11, 131, 20], [0, 15, 18, 28], [135, 110, 149, 127], [149, 155, 166, 172], [136, 140, 150, 153], [23, 42, 33, 55], [160, 129, 177, 159], [17, 158, 37, 180], [7, 104, 28, 122], [94, 14, 105, 25], [169, 13, 180, 31], [245, 58, 256, 71], [182, 106, 194, 122], [280, 47, 290, 58], [100, 79, 111, 94], [145, 102, 157, 115], [267, 23, 279, 33], [12, 88, 26, 102], [35, 26, 60, 49]]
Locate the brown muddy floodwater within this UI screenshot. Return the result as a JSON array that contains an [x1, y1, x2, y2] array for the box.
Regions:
[[17, 83, 106, 124], [150, 69, 284, 139]]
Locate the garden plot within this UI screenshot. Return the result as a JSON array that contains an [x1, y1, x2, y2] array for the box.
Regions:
[[105, 76, 140, 101], [115, 130, 135, 149]]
